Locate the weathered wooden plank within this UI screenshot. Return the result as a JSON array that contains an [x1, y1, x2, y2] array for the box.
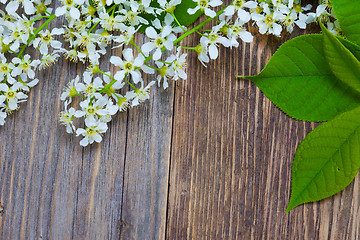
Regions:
[[0, 8, 173, 240], [0, 44, 128, 239], [166, 16, 360, 240], [119, 36, 174, 239]]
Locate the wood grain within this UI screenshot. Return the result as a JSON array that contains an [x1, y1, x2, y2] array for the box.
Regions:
[[1, 1, 360, 239], [166, 15, 360, 240]]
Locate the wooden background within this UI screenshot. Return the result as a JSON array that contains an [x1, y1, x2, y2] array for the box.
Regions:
[[1, 1, 360, 239]]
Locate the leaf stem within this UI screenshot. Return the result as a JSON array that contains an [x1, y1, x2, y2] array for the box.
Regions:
[[171, 12, 186, 32], [173, 6, 228, 45], [18, 14, 56, 58]]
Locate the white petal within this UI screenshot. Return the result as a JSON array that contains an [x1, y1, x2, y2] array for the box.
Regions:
[[51, 40, 62, 49], [27, 79, 39, 87], [51, 28, 65, 35], [179, 70, 187, 80], [145, 27, 158, 39], [204, 8, 216, 18], [239, 31, 253, 42], [141, 65, 155, 74], [8, 100, 18, 110], [272, 23, 282, 36], [141, 42, 155, 54], [70, 7, 81, 19], [244, 1, 257, 8], [0, 95, 6, 104], [0, 83, 8, 92], [164, 13, 174, 25], [209, 0, 222, 7], [238, 9, 251, 22], [123, 48, 134, 62], [11, 67, 21, 77], [76, 128, 86, 136], [79, 137, 89, 147], [153, 48, 162, 60], [114, 71, 126, 81], [187, 6, 200, 15], [295, 19, 306, 29], [93, 134, 102, 143], [110, 56, 123, 67], [224, 5, 235, 16], [161, 25, 172, 38], [40, 44, 48, 55], [130, 71, 141, 83], [134, 55, 145, 67], [75, 110, 85, 118], [208, 44, 218, 59], [55, 6, 66, 16], [23, 0, 36, 15], [17, 92, 28, 99], [164, 39, 174, 50], [5, 1, 19, 13]]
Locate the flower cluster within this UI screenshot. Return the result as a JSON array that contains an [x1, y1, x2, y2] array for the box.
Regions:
[[0, 0, 61, 125], [0, 0, 340, 146]]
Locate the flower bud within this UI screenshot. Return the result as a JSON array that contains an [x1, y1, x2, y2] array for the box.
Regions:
[[88, 5, 97, 16], [37, 3, 47, 14]]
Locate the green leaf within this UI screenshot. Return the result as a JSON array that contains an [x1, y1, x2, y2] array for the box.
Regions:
[[173, 0, 202, 27], [322, 23, 360, 94], [137, 0, 202, 32], [286, 106, 360, 213], [331, 0, 360, 45], [338, 37, 360, 61], [244, 34, 360, 122]]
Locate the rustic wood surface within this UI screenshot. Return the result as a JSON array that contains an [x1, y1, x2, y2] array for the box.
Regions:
[[1, 1, 360, 239]]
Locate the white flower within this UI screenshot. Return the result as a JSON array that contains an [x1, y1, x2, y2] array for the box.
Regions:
[[132, 81, 155, 106], [156, 0, 181, 14], [141, 25, 177, 60], [3, 21, 30, 52], [102, 71, 125, 98], [5, 0, 36, 15], [61, 75, 81, 103], [118, 9, 149, 26], [0, 82, 28, 110], [115, 91, 136, 111], [188, 0, 223, 18], [39, 52, 60, 69], [307, 4, 330, 24], [200, 23, 231, 59], [294, 12, 308, 30], [59, 106, 77, 133], [76, 117, 108, 146], [76, 98, 109, 120], [110, 48, 147, 84], [194, 43, 210, 67], [11, 54, 39, 79], [167, 48, 187, 81], [56, 0, 86, 19], [75, 72, 104, 98], [96, 12, 126, 31], [227, 19, 253, 46], [113, 26, 138, 48], [16, 76, 39, 92], [224, 0, 257, 22], [33, 28, 64, 55], [0, 58, 16, 84], [155, 61, 171, 89], [253, 3, 283, 37]]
